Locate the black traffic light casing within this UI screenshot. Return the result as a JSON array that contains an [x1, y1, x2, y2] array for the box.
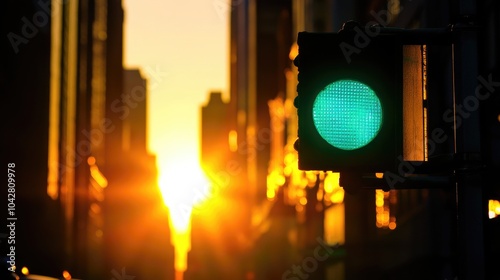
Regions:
[[295, 26, 403, 173]]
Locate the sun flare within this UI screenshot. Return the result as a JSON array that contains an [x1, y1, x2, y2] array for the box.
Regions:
[[157, 151, 211, 276], [158, 154, 211, 227]]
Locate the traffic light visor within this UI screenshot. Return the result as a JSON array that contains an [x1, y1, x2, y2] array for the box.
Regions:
[[312, 79, 382, 150]]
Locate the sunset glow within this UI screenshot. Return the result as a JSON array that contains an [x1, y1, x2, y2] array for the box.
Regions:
[[158, 153, 211, 232], [122, 1, 228, 278], [158, 151, 211, 277]]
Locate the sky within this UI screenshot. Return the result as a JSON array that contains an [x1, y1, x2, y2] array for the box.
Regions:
[[122, 0, 230, 179]]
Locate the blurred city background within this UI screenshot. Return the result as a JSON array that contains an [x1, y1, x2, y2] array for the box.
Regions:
[[2, 0, 500, 279]]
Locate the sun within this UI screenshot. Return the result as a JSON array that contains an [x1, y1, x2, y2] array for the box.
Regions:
[[157, 151, 212, 277], [158, 153, 211, 232]]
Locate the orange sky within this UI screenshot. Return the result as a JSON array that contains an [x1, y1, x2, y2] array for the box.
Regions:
[[123, 0, 230, 175]]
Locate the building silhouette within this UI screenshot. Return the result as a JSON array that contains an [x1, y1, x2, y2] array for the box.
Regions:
[[104, 67, 174, 279], [3, 0, 55, 278], [190, 91, 253, 279], [2, 1, 173, 279], [200, 91, 230, 176]]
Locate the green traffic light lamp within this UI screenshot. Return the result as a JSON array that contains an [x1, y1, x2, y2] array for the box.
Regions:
[[313, 79, 383, 151], [294, 29, 403, 173]]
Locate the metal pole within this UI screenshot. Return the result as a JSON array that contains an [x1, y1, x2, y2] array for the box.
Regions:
[[452, 0, 485, 279]]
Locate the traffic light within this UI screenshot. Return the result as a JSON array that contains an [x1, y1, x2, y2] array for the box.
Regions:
[[294, 23, 404, 173]]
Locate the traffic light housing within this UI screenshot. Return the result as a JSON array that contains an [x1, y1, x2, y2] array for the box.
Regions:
[[294, 25, 403, 173]]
